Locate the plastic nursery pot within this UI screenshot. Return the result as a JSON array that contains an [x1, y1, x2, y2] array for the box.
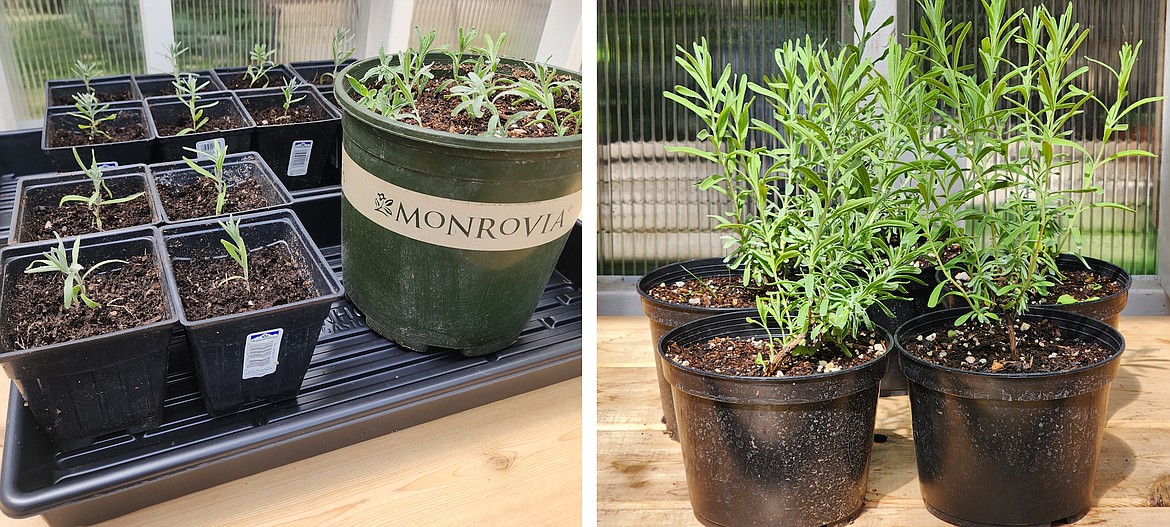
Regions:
[[0, 227, 180, 450], [334, 56, 581, 356], [659, 312, 889, 527], [289, 59, 355, 88], [41, 100, 155, 170], [149, 151, 292, 223], [212, 65, 297, 92], [868, 265, 939, 397], [159, 209, 343, 415], [637, 257, 755, 439], [896, 307, 1124, 527], [144, 91, 256, 163], [132, 71, 226, 98], [45, 75, 141, 108], [7, 165, 164, 245], [236, 85, 341, 190]]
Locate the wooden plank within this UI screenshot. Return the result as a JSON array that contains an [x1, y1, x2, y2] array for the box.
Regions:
[[598, 316, 1170, 526], [0, 379, 582, 526]]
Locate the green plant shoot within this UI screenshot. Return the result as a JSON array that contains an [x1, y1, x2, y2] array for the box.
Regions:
[[174, 74, 217, 135], [161, 41, 189, 80], [182, 141, 229, 215], [217, 216, 249, 290], [67, 92, 115, 140], [24, 236, 126, 309], [278, 77, 307, 121], [325, 27, 355, 82], [245, 43, 277, 87], [59, 148, 144, 230], [72, 60, 101, 94]]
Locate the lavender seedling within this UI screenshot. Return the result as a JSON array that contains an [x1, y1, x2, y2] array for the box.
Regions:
[[67, 92, 115, 140], [277, 77, 307, 121], [24, 236, 126, 309], [181, 141, 229, 215], [245, 43, 277, 87], [59, 148, 144, 230], [217, 216, 249, 290], [323, 27, 355, 82], [160, 41, 190, 82], [174, 74, 217, 135], [498, 61, 582, 136], [72, 60, 101, 94]]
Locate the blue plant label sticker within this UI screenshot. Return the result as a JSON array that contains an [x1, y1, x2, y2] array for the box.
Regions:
[[96, 162, 119, 169], [242, 328, 283, 379], [341, 149, 581, 252], [288, 140, 313, 177], [195, 137, 226, 160]]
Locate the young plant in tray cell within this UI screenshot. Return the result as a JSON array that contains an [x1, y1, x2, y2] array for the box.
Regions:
[[67, 92, 115, 140], [217, 216, 250, 290], [245, 43, 278, 88], [174, 73, 217, 135], [23, 236, 126, 310], [182, 141, 230, 216], [59, 148, 144, 230], [160, 41, 190, 83], [72, 59, 101, 95], [912, 0, 1161, 361], [277, 77, 307, 122], [324, 27, 356, 83]]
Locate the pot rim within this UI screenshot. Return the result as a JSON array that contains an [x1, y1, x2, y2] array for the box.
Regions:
[[334, 55, 582, 152], [636, 257, 758, 315]]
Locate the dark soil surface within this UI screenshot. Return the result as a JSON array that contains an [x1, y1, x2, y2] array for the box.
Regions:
[[646, 276, 762, 309], [21, 192, 153, 242], [358, 64, 580, 138], [223, 72, 289, 90], [50, 87, 135, 107], [157, 173, 269, 221], [2, 254, 167, 350], [245, 100, 328, 126], [903, 317, 1113, 373], [47, 113, 147, 147], [171, 244, 318, 320], [915, 242, 962, 268], [1030, 269, 1124, 304], [154, 112, 245, 137], [665, 330, 886, 377]]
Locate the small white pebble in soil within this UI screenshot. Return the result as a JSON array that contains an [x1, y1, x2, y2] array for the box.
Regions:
[[681, 360, 689, 367], [925, 333, 937, 342], [954, 271, 971, 281], [927, 351, 933, 357], [751, 340, 764, 349], [870, 342, 886, 355], [674, 281, 686, 287], [1019, 322, 1031, 331], [688, 297, 701, 305], [965, 356, 976, 364], [1049, 352, 1058, 359], [979, 358, 987, 364], [938, 352, 947, 358], [917, 335, 924, 342], [660, 282, 667, 288]]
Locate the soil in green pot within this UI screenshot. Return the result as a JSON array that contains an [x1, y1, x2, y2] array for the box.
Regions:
[[157, 175, 269, 221], [666, 330, 888, 377], [903, 317, 1113, 373], [22, 185, 153, 241], [170, 245, 318, 320], [2, 253, 167, 349]]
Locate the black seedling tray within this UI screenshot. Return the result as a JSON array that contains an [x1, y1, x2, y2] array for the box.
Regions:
[[0, 141, 582, 525]]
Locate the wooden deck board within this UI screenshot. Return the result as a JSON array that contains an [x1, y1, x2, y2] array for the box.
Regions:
[[597, 316, 1170, 525]]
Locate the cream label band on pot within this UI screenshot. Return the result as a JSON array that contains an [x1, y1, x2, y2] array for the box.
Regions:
[[342, 150, 580, 252]]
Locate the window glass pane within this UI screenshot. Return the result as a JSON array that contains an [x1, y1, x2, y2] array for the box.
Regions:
[[411, 0, 552, 61]]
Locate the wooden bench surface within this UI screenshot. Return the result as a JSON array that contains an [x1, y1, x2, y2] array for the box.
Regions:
[[597, 316, 1170, 526]]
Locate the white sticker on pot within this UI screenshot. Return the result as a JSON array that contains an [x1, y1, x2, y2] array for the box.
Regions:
[[342, 149, 580, 252], [96, 161, 119, 169], [242, 328, 283, 379], [195, 137, 226, 159], [288, 140, 313, 177]]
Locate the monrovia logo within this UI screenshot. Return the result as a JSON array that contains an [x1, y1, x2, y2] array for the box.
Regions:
[[372, 192, 569, 241]]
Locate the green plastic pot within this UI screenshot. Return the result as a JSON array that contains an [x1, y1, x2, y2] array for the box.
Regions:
[[334, 56, 581, 356]]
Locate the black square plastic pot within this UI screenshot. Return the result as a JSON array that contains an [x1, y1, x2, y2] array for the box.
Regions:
[[144, 91, 255, 163], [133, 71, 226, 98], [236, 86, 340, 190], [7, 164, 165, 245], [148, 151, 293, 223], [45, 75, 141, 108], [159, 209, 343, 415], [212, 65, 297, 92], [42, 101, 155, 170], [0, 227, 180, 450], [289, 59, 355, 89]]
